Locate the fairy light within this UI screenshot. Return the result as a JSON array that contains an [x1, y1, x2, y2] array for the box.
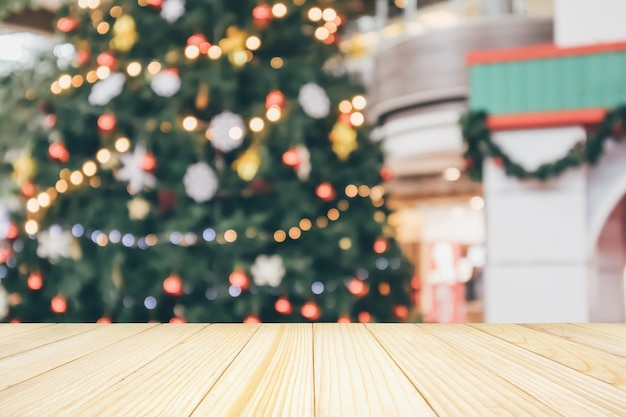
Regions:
[[314, 27, 330, 41], [82, 161, 97, 177], [87, 0, 100, 8], [47, 188, 58, 200], [58, 74, 72, 89], [339, 237, 352, 250], [325, 22, 337, 34], [224, 229, 237, 242], [160, 122, 172, 133], [358, 185, 370, 197], [71, 75, 84, 88], [272, 3, 287, 17], [228, 126, 244, 140], [299, 218, 312, 231], [145, 234, 158, 246], [184, 45, 200, 59], [339, 100, 352, 113], [89, 176, 101, 188], [249, 117, 265, 132], [96, 22, 110, 34], [26, 198, 39, 213], [86, 71, 99, 83], [246, 36, 261, 50], [316, 217, 328, 228], [322, 8, 337, 21], [50, 81, 62, 95], [182, 116, 198, 131], [147, 61, 162, 74], [232, 50, 248, 66], [110, 5, 122, 17], [374, 211, 386, 223], [96, 148, 111, 164], [288, 227, 301, 239], [70, 171, 84, 185], [266, 107, 281, 122], [207, 46, 222, 59], [352, 95, 366, 110], [37, 193, 51, 208], [327, 208, 340, 221], [115, 137, 131, 152], [127, 62, 142, 76], [270, 57, 283, 69], [25, 220, 39, 235], [350, 112, 365, 127], [274, 230, 286, 243], [56, 179, 68, 193], [96, 66, 111, 79], [345, 184, 358, 198], [308, 7, 322, 21]]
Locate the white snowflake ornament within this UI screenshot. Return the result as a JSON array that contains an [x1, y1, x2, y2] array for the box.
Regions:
[[208, 111, 246, 153], [36, 225, 82, 263], [88, 72, 125, 106], [251, 254, 286, 287], [183, 162, 218, 202], [151, 69, 181, 97], [299, 83, 330, 119], [161, 0, 185, 22], [116, 143, 156, 194], [296, 145, 311, 181]]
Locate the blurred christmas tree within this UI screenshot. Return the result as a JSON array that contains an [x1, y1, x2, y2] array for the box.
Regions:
[[0, 0, 414, 323]]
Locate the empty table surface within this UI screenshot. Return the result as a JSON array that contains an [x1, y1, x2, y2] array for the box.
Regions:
[[1, 323, 625, 416]]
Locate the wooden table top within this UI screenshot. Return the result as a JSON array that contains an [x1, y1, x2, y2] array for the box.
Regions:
[[0, 323, 625, 416]]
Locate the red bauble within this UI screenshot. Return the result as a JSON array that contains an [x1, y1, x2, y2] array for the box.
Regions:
[[316, 182, 335, 202], [282, 149, 300, 168], [243, 315, 261, 323], [163, 274, 184, 296], [51, 296, 67, 313], [411, 275, 421, 291], [187, 34, 211, 54], [6, 223, 18, 240], [98, 113, 117, 132], [75, 50, 90, 67], [27, 273, 43, 290], [266, 90, 285, 110], [158, 190, 177, 215], [380, 166, 394, 182], [57, 17, 78, 33], [339, 113, 352, 126], [357, 311, 371, 323], [169, 317, 186, 324], [252, 4, 272, 27], [493, 157, 504, 168], [347, 279, 368, 297], [229, 271, 249, 289], [97, 52, 117, 69], [301, 301, 321, 320], [394, 305, 409, 321], [0, 247, 12, 263], [275, 298, 292, 315], [97, 317, 112, 324], [337, 316, 351, 323], [141, 153, 157, 173], [49, 143, 70, 163], [21, 183, 36, 198], [146, 0, 163, 9]]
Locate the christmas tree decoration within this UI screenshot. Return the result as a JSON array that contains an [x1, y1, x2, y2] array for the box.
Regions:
[[251, 254, 285, 287], [316, 182, 335, 201], [275, 297, 292, 315], [161, 0, 186, 23], [195, 83, 210, 110], [329, 120, 358, 160], [141, 152, 157, 173], [299, 83, 331, 119], [295, 145, 311, 181], [158, 190, 177, 215], [163, 274, 183, 296], [97, 53, 118, 69], [12, 153, 36, 186], [229, 271, 250, 289], [373, 237, 388, 254], [48, 142, 70, 163], [50, 295, 67, 313], [188, 34, 211, 55], [266, 90, 285, 110], [233, 147, 261, 181], [208, 111, 246, 152], [110, 15, 138, 53], [347, 278, 368, 297], [57, 17, 78, 33], [252, 4, 273, 27], [88, 72, 125, 106], [183, 162, 218, 203], [461, 106, 626, 181], [116, 144, 157, 194], [127, 197, 151, 220], [150, 69, 181, 98], [301, 301, 321, 320], [27, 272, 43, 291], [36, 226, 82, 263], [97, 113, 117, 132]]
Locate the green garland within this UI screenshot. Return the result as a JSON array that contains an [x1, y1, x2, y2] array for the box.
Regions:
[[461, 105, 626, 181]]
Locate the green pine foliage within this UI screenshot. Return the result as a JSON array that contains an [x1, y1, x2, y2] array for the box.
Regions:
[[1, 0, 414, 323]]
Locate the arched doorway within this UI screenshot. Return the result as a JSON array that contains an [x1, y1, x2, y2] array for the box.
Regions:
[[588, 140, 626, 322]]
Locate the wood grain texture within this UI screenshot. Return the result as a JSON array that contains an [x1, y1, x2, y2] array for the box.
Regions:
[[0, 323, 96, 359], [76, 324, 259, 417], [0, 324, 152, 390], [314, 324, 436, 417], [571, 323, 626, 339], [367, 324, 561, 416], [471, 323, 626, 389], [0, 323, 54, 339], [423, 324, 626, 416], [0, 324, 203, 416], [190, 323, 314, 417], [526, 323, 626, 358]]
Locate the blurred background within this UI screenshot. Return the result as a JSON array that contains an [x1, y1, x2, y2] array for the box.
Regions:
[[0, 0, 624, 323]]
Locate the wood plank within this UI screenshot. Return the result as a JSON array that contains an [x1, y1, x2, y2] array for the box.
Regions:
[[0, 324, 155, 391], [571, 323, 626, 339], [0, 323, 54, 339], [0, 324, 205, 417], [73, 324, 259, 417], [471, 323, 626, 389], [314, 324, 436, 417], [190, 323, 314, 417], [0, 323, 97, 359], [526, 323, 626, 358], [367, 324, 562, 416], [422, 324, 626, 416]]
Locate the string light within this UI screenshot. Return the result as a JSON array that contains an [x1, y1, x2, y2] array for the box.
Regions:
[[184, 45, 200, 59], [37, 193, 51, 208], [246, 36, 261, 50], [96, 22, 110, 34], [147, 61, 162, 74], [96, 66, 111, 79], [25, 220, 39, 235], [299, 218, 312, 231], [270, 57, 283, 69], [182, 116, 198, 131], [115, 137, 131, 152], [56, 179, 68, 193], [71, 75, 84, 88], [314, 27, 330, 41], [272, 3, 287, 17], [266, 107, 281, 122], [274, 230, 286, 243], [352, 95, 367, 110], [308, 7, 322, 21], [82, 161, 97, 177], [86, 71, 99, 83], [127, 62, 142, 76], [207, 46, 222, 59], [350, 112, 365, 127], [26, 198, 39, 213], [345, 185, 358, 198], [96, 148, 111, 164], [70, 171, 84, 185], [288, 227, 301, 239], [249, 117, 265, 132], [339, 100, 352, 113], [58, 74, 72, 89], [50, 81, 62, 94]]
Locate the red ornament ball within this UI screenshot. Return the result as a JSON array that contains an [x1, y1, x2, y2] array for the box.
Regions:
[[380, 166, 394, 182], [51, 296, 67, 313], [301, 301, 321, 320], [98, 113, 117, 132], [146, 0, 163, 8], [275, 298, 292, 315], [141, 153, 157, 173], [21, 183, 36, 198], [394, 305, 409, 321], [97, 52, 117, 69], [49, 143, 70, 163], [187, 34, 211, 54], [97, 317, 112, 324], [75, 50, 90, 67], [243, 315, 261, 324], [163, 274, 184, 296], [339, 113, 352, 126], [229, 271, 249, 289], [57, 17, 78, 33], [347, 279, 368, 297], [316, 182, 335, 202], [337, 316, 351, 323], [45, 114, 57, 128], [27, 273, 43, 290], [373, 237, 388, 254], [169, 317, 186, 324], [493, 157, 504, 168], [6, 223, 19, 240], [282, 149, 300, 168], [252, 4, 272, 27], [411, 275, 421, 291]]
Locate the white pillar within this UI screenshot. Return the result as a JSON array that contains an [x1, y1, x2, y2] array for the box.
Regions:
[[483, 126, 590, 322]]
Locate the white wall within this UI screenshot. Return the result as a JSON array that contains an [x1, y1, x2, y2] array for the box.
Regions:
[[555, 0, 626, 47]]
